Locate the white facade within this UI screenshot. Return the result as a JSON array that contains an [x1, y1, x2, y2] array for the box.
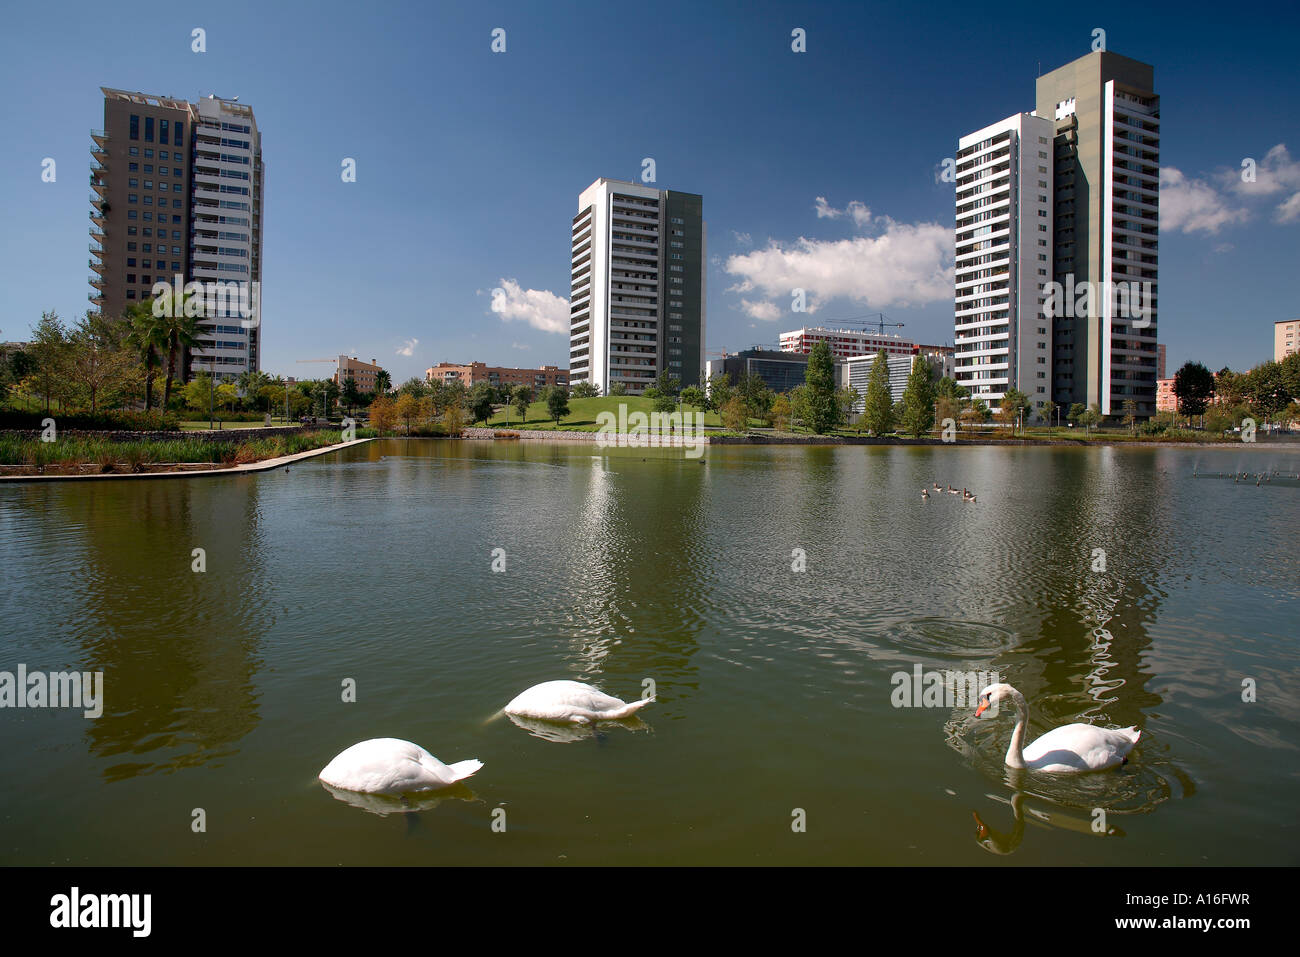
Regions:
[[189, 95, 262, 381], [953, 112, 1053, 408], [569, 179, 663, 395], [780, 327, 913, 361]]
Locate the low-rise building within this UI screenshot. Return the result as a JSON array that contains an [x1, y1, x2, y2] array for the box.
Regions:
[[1156, 377, 1176, 412], [334, 356, 384, 394], [425, 362, 568, 391], [707, 349, 809, 395], [1276, 320, 1299, 361], [780, 326, 914, 361]]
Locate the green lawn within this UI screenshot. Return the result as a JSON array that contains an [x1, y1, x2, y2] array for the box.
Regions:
[[484, 395, 722, 430]]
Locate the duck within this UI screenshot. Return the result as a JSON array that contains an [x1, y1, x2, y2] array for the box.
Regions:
[[933, 482, 942, 490], [947, 485, 960, 495], [962, 488, 977, 502], [504, 680, 654, 725], [922, 488, 930, 500], [318, 738, 482, 794], [975, 683, 1140, 772]]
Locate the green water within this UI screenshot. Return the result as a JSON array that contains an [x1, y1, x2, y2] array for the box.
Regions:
[[1, 439, 1297, 865]]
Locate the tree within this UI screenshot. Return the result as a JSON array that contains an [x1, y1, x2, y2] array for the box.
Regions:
[[771, 393, 793, 431], [962, 398, 991, 426], [28, 311, 69, 413], [997, 388, 1029, 435], [341, 374, 361, 414], [217, 381, 240, 412], [368, 394, 397, 432], [1280, 353, 1300, 403], [653, 392, 676, 414], [1121, 399, 1138, 434], [837, 386, 861, 430], [373, 369, 392, 395], [802, 341, 840, 434], [935, 376, 970, 401], [608, 381, 627, 396], [1067, 402, 1086, 428], [936, 394, 962, 432], [862, 351, 894, 436], [901, 357, 936, 437], [122, 300, 166, 410], [442, 397, 466, 436], [469, 382, 495, 425], [546, 385, 570, 425], [511, 385, 533, 424], [1079, 402, 1103, 434], [655, 371, 681, 397], [680, 385, 707, 409], [183, 372, 215, 412], [1040, 399, 1058, 431], [720, 394, 748, 432], [707, 373, 732, 412], [394, 393, 419, 433], [570, 380, 599, 398], [1214, 367, 1245, 407], [1173, 361, 1215, 420], [738, 372, 775, 425], [63, 312, 137, 413], [155, 298, 203, 409], [1242, 360, 1292, 422]]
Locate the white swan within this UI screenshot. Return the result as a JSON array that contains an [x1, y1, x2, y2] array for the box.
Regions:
[[319, 738, 482, 794], [976, 683, 1139, 772], [504, 680, 654, 724]]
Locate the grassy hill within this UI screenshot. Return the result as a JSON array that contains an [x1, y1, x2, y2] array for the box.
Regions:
[[484, 395, 721, 431]]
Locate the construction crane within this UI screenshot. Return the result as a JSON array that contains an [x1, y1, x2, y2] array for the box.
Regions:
[[818, 312, 905, 336]]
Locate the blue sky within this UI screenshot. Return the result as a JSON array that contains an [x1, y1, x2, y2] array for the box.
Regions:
[[2, 0, 1297, 383]]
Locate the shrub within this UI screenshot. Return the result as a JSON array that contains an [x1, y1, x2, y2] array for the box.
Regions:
[[0, 409, 180, 431]]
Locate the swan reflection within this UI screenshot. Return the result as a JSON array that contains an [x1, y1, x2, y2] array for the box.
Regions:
[[319, 780, 477, 817], [971, 788, 1125, 856], [505, 711, 651, 744]]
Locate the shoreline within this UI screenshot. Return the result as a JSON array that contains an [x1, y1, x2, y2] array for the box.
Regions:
[[0, 437, 374, 484], [456, 426, 1298, 451]]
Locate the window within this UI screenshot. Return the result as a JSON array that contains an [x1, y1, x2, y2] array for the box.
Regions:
[[143, 228, 152, 236], [160, 119, 168, 143], [174, 124, 183, 147], [144, 149, 153, 158], [144, 180, 153, 189], [126, 290, 136, 299], [144, 117, 154, 142], [127, 258, 136, 267], [127, 242, 136, 251], [143, 243, 151, 252], [129, 178, 138, 188], [128, 193, 138, 203], [126, 274, 136, 283], [127, 226, 137, 235], [129, 146, 138, 156], [172, 262, 180, 271], [129, 114, 139, 140], [173, 184, 182, 192], [1038, 180, 1047, 188]]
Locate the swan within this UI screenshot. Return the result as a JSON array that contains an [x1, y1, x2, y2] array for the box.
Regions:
[[319, 738, 482, 794], [975, 683, 1139, 772], [504, 680, 653, 724]]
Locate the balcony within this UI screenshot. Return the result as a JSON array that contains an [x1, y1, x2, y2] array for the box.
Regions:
[[89, 258, 107, 274], [90, 129, 108, 148], [89, 276, 105, 289], [89, 243, 105, 256]]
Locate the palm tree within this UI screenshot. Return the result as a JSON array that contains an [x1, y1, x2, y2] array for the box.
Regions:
[[373, 369, 392, 395], [157, 306, 202, 410], [122, 300, 166, 410]]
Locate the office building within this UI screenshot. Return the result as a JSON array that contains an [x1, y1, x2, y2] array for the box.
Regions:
[[568, 178, 705, 395], [707, 348, 810, 395], [90, 88, 263, 382]]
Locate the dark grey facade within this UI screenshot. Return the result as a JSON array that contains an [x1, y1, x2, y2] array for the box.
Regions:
[[661, 190, 705, 388]]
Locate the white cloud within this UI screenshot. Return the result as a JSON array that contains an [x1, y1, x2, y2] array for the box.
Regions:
[[510, 341, 531, 350], [1227, 144, 1300, 198], [489, 279, 569, 334], [814, 197, 872, 226], [1159, 167, 1248, 234], [724, 219, 954, 319], [732, 230, 753, 246], [740, 298, 782, 320], [1276, 191, 1300, 224], [396, 338, 418, 357]]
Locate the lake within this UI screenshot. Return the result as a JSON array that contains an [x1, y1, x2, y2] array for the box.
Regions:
[[1, 438, 1297, 865]]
